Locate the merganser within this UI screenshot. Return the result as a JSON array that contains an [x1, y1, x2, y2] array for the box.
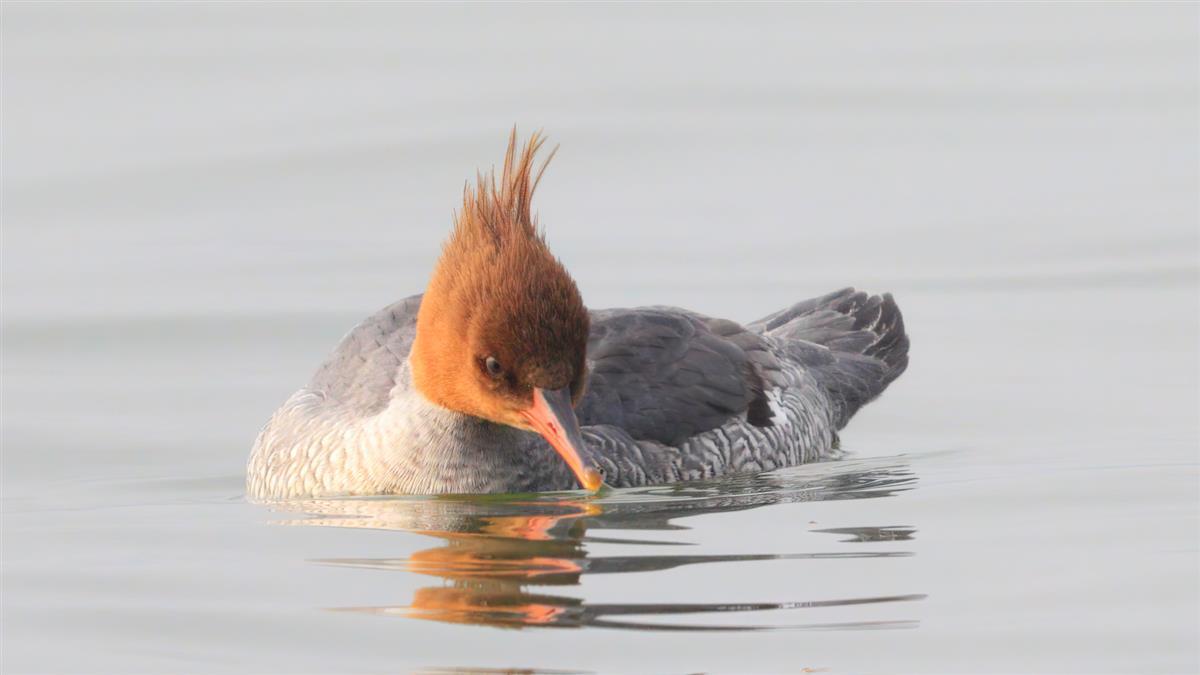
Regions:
[[247, 132, 909, 499]]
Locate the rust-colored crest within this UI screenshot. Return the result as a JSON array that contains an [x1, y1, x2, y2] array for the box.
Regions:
[[411, 130, 589, 426], [452, 131, 558, 250]]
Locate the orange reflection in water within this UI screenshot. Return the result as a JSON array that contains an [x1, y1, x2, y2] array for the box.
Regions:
[[277, 462, 924, 630]]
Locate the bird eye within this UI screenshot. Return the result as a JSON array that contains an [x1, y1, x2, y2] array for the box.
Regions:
[[484, 356, 503, 378]]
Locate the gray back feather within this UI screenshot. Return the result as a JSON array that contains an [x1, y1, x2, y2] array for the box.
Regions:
[[576, 308, 779, 446], [749, 288, 909, 429], [308, 294, 423, 416]]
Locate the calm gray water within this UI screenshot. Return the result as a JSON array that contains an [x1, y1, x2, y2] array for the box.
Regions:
[[3, 3, 1198, 673]]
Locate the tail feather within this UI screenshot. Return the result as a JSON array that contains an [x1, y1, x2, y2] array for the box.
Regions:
[[751, 288, 909, 429]]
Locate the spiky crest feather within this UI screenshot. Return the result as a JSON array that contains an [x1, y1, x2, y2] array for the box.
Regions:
[[410, 130, 588, 425]]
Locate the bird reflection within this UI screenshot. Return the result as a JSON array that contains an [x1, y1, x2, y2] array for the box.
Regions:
[[269, 459, 924, 630]]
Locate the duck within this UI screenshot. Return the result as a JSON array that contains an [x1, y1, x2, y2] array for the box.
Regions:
[[247, 131, 909, 500]]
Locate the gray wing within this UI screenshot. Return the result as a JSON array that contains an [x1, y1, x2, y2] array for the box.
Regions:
[[577, 308, 779, 446], [750, 288, 909, 430], [308, 294, 423, 415]]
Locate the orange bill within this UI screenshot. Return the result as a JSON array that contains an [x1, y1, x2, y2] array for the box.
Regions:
[[520, 387, 605, 491]]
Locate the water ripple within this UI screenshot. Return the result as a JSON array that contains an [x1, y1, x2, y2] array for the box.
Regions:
[[267, 456, 924, 631]]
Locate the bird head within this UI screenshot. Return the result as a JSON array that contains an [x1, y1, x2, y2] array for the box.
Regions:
[[410, 131, 601, 491]]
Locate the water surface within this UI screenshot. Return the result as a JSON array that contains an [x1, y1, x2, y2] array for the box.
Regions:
[[3, 3, 1198, 673]]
